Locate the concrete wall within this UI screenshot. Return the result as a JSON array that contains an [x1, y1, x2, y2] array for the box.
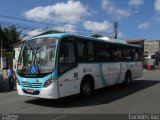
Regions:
[[144, 40, 160, 56]]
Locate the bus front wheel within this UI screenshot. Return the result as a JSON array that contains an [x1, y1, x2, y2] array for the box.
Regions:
[[80, 79, 94, 97]]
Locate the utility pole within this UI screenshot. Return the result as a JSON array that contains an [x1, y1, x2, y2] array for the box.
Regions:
[[113, 11, 140, 39], [1, 38, 3, 70], [114, 22, 118, 39], [0, 24, 3, 70], [45, 25, 49, 32]]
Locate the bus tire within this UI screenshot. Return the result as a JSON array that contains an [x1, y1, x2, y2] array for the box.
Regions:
[[123, 72, 132, 86], [80, 78, 94, 97]]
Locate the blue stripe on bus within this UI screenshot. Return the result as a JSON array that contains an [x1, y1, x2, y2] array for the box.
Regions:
[[99, 63, 108, 86], [115, 63, 122, 83]]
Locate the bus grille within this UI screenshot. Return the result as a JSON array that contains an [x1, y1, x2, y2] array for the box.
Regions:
[[21, 81, 42, 88]]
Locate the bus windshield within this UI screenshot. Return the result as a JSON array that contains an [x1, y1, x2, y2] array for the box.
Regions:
[[17, 37, 58, 77]]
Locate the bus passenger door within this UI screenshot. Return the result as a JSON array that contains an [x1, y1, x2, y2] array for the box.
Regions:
[[58, 38, 79, 98]]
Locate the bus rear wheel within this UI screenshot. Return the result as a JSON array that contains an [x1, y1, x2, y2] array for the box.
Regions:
[[123, 72, 132, 86], [80, 79, 94, 97]]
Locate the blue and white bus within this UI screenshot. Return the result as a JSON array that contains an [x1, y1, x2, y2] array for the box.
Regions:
[[16, 33, 143, 99]]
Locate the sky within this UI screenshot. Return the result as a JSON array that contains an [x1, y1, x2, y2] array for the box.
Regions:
[[0, 0, 160, 40]]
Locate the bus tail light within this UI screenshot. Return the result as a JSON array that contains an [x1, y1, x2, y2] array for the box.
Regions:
[[43, 78, 54, 88]]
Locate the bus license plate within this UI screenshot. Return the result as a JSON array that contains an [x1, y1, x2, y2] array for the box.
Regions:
[[27, 89, 33, 94]]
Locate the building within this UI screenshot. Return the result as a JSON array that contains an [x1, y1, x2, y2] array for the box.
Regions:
[[11, 41, 24, 71], [126, 39, 145, 48], [144, 40, 160, 57], [127, 39, 160, 70]]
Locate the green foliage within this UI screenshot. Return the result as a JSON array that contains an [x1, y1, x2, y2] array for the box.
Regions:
[[0, 25, 21, 51]]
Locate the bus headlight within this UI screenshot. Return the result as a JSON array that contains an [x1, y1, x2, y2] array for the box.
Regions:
[[43, 78, 54, 88]]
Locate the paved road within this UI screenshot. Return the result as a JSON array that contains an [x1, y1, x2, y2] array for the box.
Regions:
[[0, 70, 160, 119]]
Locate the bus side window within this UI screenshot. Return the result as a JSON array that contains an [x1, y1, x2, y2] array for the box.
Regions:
[[96, 42, 111, 62], [77, 39, 88, 62], [112, 49, 122, 61], [139, 49, 143, 61], [123, 48, 132, 61], [59, 39, 76, 74], [132, 49, 139, 61], [86, 41, 96, 61], [111, 45, 122, 62]]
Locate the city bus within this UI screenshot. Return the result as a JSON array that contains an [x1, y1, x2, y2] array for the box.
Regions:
[[16, 33, 143, 99]]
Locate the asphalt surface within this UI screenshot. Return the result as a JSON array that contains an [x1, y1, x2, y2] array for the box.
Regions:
[[0, 70, 160, 119]]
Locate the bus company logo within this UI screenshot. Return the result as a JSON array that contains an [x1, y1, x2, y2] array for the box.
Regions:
[[36, 79, 39, 82], [27, 82, 32, 87], [83, 68, 87, 73]]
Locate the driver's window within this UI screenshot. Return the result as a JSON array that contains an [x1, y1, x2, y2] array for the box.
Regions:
[[59, 38, 76, 74]]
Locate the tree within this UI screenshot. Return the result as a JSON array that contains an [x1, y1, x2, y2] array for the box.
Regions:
[[0, 25, 21, 51], [0, 25, 22, 68]]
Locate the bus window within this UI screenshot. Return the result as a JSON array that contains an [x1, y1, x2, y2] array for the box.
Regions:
[[132, 48, 139, 61], [111, 46, 122, 61], [86, 41, 95, 61], [123, 48, 132, 61], [77, 39, 87, 62], [96, 42, 111, 62], [139, 49, 144, 61], [59, 39, 76, 74]]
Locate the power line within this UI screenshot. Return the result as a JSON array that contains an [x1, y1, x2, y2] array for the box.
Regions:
[[0, 13, 113, 38], [0, 20, 41, 31], [0, 14, 57, 27]]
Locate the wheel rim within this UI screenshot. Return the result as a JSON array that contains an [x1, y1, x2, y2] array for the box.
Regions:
[[82, 83, 91, 95], [126, 75, 131, 84]]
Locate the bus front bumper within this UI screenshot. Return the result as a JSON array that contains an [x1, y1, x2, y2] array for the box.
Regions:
[[17, 82, 60, 99]]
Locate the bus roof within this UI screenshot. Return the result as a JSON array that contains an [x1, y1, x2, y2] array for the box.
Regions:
[[30, 33, 142, 48]]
